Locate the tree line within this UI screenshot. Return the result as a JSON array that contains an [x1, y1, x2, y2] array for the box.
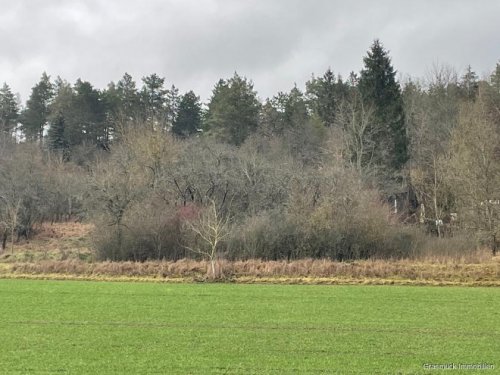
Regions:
[[1, 40, 499, 262]]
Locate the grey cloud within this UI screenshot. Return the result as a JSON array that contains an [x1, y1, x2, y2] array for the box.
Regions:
[[0, 0, 499, 103]]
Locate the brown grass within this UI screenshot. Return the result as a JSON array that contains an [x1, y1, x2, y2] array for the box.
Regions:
[[3, 251, 499, 286], [36, 222, 94, 240], [0, 222, 94, 262], [1, 222, 499, 286]]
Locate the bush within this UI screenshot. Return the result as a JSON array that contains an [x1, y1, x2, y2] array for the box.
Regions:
[[227, 210, 302, 260], [93, 198, 189, 261]]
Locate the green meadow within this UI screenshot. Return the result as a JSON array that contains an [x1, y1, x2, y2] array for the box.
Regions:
[[0, 280, 498, 374]]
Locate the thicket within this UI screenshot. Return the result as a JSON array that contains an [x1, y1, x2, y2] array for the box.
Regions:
[[1, 41, 499, 264]]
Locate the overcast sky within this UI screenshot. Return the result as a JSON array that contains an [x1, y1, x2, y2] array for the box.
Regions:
[[1, 0, 499, 103]]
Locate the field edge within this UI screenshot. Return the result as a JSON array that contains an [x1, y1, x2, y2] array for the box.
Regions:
[[2, 272, 500, 287]]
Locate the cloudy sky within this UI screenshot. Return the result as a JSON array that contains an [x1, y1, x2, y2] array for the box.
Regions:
[[1, 0, 499, 103]]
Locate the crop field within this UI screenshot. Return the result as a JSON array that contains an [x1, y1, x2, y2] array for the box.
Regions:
[[0, 280, 498, 374]]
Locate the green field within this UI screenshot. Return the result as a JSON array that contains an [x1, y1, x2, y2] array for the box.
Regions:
[[0, 280, 498, 374]]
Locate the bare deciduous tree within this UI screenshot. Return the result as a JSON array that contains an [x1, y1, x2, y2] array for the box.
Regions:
[[90, 143, 146, 260], [334, 89, 376, 174], [0, 195, 21, 252], [183, 200, 230, 278], [447, 95, 500, 254]]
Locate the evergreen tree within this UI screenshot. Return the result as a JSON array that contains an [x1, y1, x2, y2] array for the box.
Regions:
[[140, 73, 167, 125], [491, 63, 500, 93], [102, 73, 140, 133], [165, 84, 180, 131], [258, 86, 310, 134], [460, 65, 479, 101], [283, 86, 309, 128], [172, 90, 202, 137], [20, 73, 53, 141], [72, 79, 107, 147], [306, 68, 347, 127], [116, 73, 140, 119], [0, 83, 19, 137], [48, 80, 77, 147], [48, 112, 68, 153], [358, 39, 408, 172], [102, 81, 121, 132], [205, 73, 261, 145], [48, 79, 106, 149], [258, 98, 283, 135]]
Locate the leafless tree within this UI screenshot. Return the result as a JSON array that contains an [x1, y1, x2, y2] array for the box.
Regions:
[[183, 200, 231, 278], [447, 95, 500, 253], [334, 89, 376, 174]]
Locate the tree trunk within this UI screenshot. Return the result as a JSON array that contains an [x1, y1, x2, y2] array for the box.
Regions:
[[210, 258, 216, 279], [117, 224, 123, 261], [433, 157, 441, 238], [10, 226, 15, 254], [1, 232, 6, 251], [68, 197, 72, 220]]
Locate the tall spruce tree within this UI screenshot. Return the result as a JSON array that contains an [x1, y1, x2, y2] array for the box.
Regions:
[[20, 73, 53, 141], [48, 112, 68, 153], [358, 40, 408, 172], [0, 83, 19, 138], [205, 73, 261, 145], [172, 90, 202, 137], [165, 84, 180, 131]]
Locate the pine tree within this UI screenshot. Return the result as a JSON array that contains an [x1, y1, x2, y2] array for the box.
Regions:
[[306, 68, 347, 127], [460, 65, 479, 101], [491, 63, 500, 93], [49, 80, 78, 147], [0, 83, 19, 138], [20, 73, 53, 141], [283, 86, 309, 128], [103, 73, 140, 133], [48, 79, 106, 149], [359, 40, 408, 172], [165, 85, 180, 131], [258, 99, 282, 135], [172, 91, 202, 137], [72, 79, 106, 147], [205, 73, 261, 145], [116, 73, 140, 119], [140, 74, 167, 125]]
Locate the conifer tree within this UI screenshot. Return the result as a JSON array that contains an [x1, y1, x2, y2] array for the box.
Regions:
[[20, 73, 53, 141], [306, 68, 347, 127], [205, 73, 261, 145], [359, 40, 408, 172], [165, 84, 180, 131], [117, 73, 140, 119], [172, 90, 202, 137], [460, 65, 479, 101], [0, 83, 19, 138], [48, 112, 68, 153], [140, 74, 167, 125]]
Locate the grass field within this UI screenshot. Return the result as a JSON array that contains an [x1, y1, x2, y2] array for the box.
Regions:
[[0, 280, 498, 374]]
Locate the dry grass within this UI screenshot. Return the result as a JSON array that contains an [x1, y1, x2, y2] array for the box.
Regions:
[[0, 222, 94, 262], [36, 221, 94, 239], [1, 222, 499, 286], [3, 251, 499, 286]]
